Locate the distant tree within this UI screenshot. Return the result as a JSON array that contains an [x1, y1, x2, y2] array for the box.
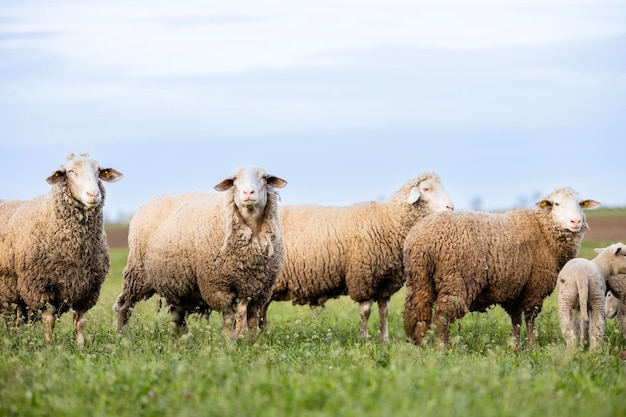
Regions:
[[470, 196, 483, 211]]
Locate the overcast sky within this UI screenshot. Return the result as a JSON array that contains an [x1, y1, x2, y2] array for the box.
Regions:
[[1, 0, 625, 219]]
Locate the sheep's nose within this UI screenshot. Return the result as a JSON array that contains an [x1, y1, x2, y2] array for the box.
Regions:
[[243, 190, 256, 199], [87, 190, 100, 198], [570, 219, 582, 228]]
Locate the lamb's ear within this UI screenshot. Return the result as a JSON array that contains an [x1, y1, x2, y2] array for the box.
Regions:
[[615, 246, 623, 256], [99, 168, 124, 183], [267, 176, 287, 189], [594, 247, 606, 254], [581, 199, 601, 210], [214, 178, 234, 192], [407, 186, 421, 204], [536, 200, 552, 209], [46, 169, 66, 185]]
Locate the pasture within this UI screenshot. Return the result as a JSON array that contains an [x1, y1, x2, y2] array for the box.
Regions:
[[2, 215, 626, 417]]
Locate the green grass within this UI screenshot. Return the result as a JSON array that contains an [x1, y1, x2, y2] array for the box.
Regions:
[[584, 206, 626, 218], [2, 246, 626, 417]]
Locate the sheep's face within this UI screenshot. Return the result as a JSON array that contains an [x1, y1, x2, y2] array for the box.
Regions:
[[535, 187, 600, 233], [407, 176, 454, 212], [606, 290, 620, 319], [214, 166, 287, 211], [46, 153, 124, 209]]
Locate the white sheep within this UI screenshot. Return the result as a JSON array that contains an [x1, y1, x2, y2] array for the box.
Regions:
[[605, 290, 620, 320], [603, 274, 626, 339], [403, 187, 600, 349], [557, 243, 626, 349], [0, 153, 123, 344], [259, 172, 454, 341], [114, 166, 287, 343]]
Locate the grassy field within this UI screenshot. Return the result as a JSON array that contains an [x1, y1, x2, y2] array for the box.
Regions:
[[2, 241, 626, 417]]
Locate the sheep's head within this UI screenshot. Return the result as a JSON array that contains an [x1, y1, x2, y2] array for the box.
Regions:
[[535, 187, 600, 233], [606, 290, 620, 319], [593, 242, 626, 275], [406, 173, 454, 212], [214, 166, 287, 212], [46, 153, 124, 209]]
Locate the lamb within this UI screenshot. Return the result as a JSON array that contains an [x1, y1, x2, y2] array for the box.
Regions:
[[114, 166, 287, 343], [259, 172, 454, 341], [402, 187, 600, 349], [605, 290, 620, 320], [0, 153, 123, 344], [604, 274, 626, 338], [557, 243, 626, 349]]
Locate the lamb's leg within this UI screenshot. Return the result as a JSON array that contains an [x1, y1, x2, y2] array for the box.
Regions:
[[73, 310, 85, 346], [572, 309, 590, 346], [559, 305, 577, 349], [617, 307, 626, 340], [233, 298, 248, 341], [589, 307, 605, 351], [359, 300, 372, 340], [42, 307, 56, 342], [378, 297, 390, 342]]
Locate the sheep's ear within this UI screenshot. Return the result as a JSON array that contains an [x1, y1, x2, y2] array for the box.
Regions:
[[46, 170, 66, 185], [580, 199, 601, 210], [99, 168, 124, 183], [214, 178, 234, 192], [615, 246, 623, 256], [267, 176, 287, 189], [407, 186, 421, 204], [536, 200, 552, 209]]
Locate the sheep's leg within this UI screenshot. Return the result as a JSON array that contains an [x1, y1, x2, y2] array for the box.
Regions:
[[432, 309, 451, 349], [359, 300, 372, 340], [170, 307, 188, 330], [378, 297, 390, 342], [506, 307, 523, 349], [233, 299, 248, 341], [73, 310, 85, 346], [222, 308, 235, 338], [258, 301, 270, 330], [524, 307, 540, 346], [403, 286, 434, 346], [246, 301, 259, 344], [42, 307, 56, 342]]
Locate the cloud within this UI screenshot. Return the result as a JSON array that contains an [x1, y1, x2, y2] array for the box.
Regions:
[[1, 0, 624, 78]]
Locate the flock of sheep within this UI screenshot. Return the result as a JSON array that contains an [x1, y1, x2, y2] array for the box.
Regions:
[[1, 152, 625, 351]]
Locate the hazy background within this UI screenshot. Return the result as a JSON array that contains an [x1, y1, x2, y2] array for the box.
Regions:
[[1, 0, 624, 221]]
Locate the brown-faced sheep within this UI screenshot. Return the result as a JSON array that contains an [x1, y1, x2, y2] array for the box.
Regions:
[[0, 153, 123, 344], [403, 187, 599, 349], [557, 242, 626, 349], [114, 166, 287, 343], [259, 172, 454, 341]]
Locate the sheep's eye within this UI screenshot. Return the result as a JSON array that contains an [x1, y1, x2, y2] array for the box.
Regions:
[[554, 202, 560, 206]]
